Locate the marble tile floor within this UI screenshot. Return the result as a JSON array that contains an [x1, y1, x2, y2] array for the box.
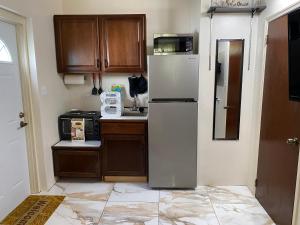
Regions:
[[40, 181, 275, 225]]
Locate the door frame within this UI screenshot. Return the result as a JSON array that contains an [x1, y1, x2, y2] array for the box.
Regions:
[[0, 8, 41, 193], [255, 3, 300, 225]]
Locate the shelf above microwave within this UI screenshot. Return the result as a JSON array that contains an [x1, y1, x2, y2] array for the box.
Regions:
[[207, 6, 266, 18]]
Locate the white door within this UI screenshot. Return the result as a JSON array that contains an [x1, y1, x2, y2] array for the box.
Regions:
[[0, 21, 30, 220]]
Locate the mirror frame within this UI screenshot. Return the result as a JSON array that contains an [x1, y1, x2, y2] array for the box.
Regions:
[[212, 39, 245, 141]]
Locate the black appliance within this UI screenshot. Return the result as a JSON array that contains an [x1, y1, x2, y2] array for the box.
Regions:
[[289, 9, 300, 101], [153, 34, 194, 55], [58, 111, 101, 141]]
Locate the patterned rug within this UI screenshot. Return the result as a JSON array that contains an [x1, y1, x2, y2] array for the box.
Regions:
[[0, 195, 65, 225]]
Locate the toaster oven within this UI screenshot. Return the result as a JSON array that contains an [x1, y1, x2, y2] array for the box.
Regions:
[[58, 111, 101, 141]]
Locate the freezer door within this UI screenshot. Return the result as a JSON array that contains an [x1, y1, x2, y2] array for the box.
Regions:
[[148, 55, 199, 100], [148, 102, 198, 188]]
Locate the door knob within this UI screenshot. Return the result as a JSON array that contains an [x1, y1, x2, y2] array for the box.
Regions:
[[19, 121, 28, 128], [286, 137, 299, 145]]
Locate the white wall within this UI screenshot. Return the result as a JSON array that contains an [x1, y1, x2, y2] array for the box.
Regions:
[[0, 0, 67, 190], [197, 0, 258, 185], [61, 0, 201, 111]]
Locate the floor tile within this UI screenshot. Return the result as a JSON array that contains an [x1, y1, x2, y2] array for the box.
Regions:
[[61, 182, 114, 201], [99, 202, 159, 225], [159, 202, 220, 225], [159, 187, 209, 204], [207, 186, 258, 205], [39, 183, 275, 225], [213, 204, 275, 225], [37, 182, 70, 196], [45, 197, 106, 225], [108, 183, 159, 203]]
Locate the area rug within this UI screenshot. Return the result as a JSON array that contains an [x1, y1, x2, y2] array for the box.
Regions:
[[0, 195, 65, 225]]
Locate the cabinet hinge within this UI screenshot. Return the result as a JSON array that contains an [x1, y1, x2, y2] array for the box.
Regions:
[[255, 178, 258, 187]]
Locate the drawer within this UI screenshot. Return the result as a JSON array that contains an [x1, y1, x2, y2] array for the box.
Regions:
[[101, 122, 146, 135]]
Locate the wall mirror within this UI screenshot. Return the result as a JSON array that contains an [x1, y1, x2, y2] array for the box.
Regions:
[[213, 39, 244, 140]]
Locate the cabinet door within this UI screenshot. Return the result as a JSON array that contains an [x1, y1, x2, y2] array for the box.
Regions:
[[54, 15, 100, 73], [102, 15, 146, 73], [102, 135, 146, 176], [53, 149, 101, 178]]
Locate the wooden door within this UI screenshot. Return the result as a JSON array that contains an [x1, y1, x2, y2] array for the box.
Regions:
[[102, 134, 146, 176], [225, 40, 244, 139], [102, 15, 146, 73], [0, 21, 30, 220], [54, 15, 100, 73], [256, 15, 300, 225]]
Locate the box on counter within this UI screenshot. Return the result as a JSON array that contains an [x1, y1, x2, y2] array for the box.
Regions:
[[71, 118, 85, 142]]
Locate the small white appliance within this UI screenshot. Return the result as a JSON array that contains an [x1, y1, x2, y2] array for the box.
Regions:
[[100, 91, 123, 118]]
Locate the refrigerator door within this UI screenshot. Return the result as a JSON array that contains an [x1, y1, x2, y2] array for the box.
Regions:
[[148, 102, 198, 188], [148, 55, 199, 101]]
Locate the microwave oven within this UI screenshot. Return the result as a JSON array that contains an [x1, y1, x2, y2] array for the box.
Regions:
[[153, 34, 194, 55], [58, 111, 101, 141]]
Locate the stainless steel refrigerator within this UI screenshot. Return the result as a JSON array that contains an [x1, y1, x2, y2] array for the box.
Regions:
[[148, 55, 199, 189]]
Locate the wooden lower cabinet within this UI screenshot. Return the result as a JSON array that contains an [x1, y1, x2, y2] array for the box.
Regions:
[[101, 120, 148, 177], [52, 147, 101, 179]]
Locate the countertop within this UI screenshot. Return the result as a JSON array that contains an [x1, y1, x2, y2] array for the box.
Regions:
[[100, 115, 148, 121], [53, 140, 101, 148], [100, 108, 148, 121]]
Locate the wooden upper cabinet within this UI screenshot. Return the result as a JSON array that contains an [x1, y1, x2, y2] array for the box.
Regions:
[[54, 15, 100, 73], [101, 15, 146, 73]]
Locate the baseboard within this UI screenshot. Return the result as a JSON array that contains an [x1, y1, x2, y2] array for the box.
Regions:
[[104, 176, 147, 182]]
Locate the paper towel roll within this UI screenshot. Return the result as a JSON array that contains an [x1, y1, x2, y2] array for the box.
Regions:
[[64, 75, 85, 85]]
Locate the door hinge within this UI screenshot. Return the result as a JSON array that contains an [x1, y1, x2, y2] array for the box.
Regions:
[[255, 178, 258, 187], [265, 35, 269, 45]]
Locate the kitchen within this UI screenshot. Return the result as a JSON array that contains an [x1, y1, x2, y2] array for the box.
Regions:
[[52, 12, 199, 186], [0, 0, 300, 225]]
